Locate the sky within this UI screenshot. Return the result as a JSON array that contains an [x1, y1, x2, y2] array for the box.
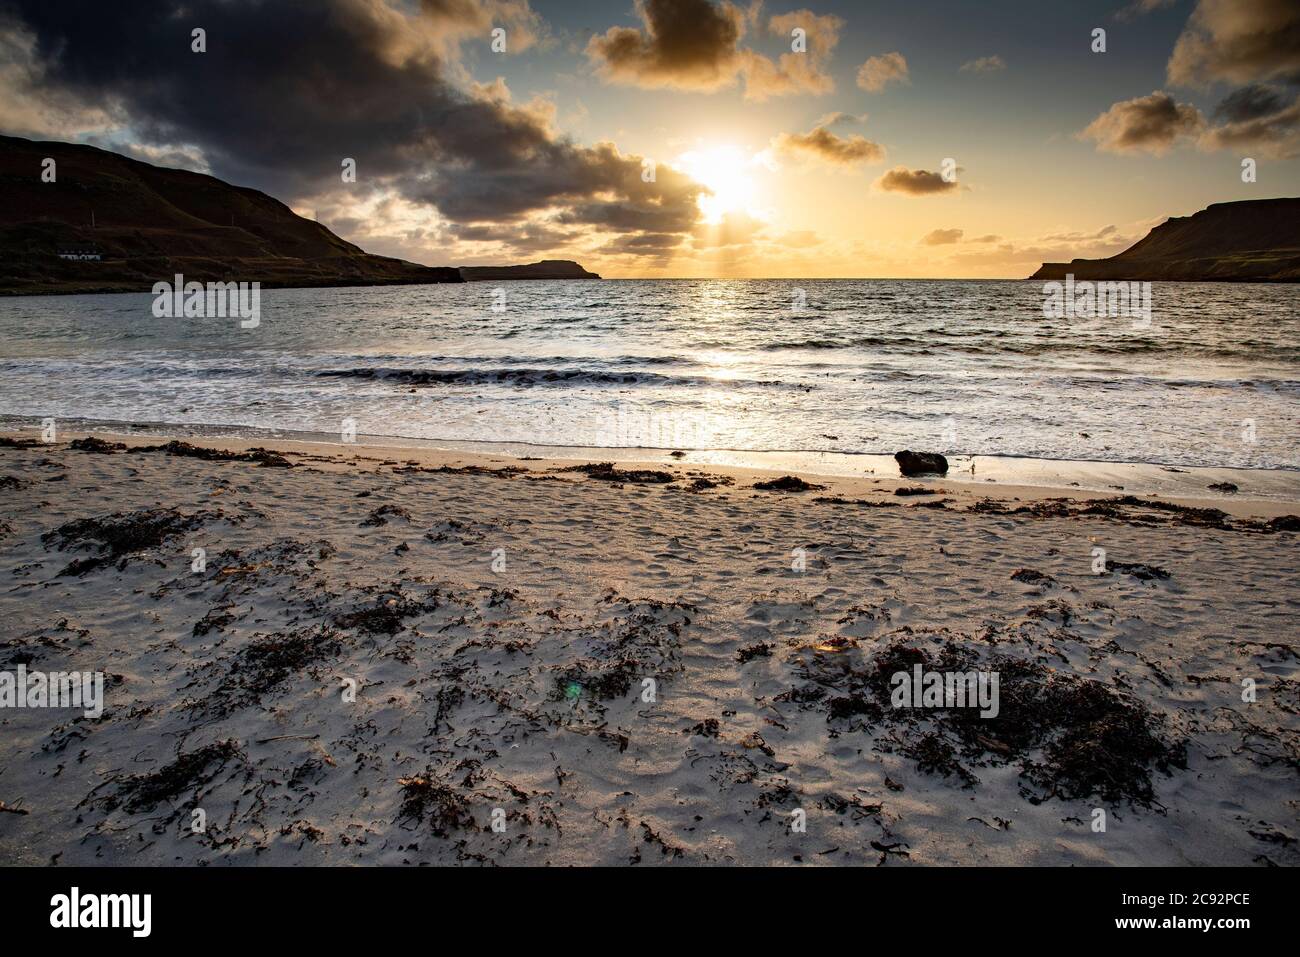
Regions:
[[1, 0, 1298, 278]]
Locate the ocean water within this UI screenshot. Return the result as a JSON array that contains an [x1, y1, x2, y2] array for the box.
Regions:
[[0, 279, 1296, 470]]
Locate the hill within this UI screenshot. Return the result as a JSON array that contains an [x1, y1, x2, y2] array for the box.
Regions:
[[459, 260, 601, 280], [0, 134, 463, 295], [1031, 198, 1300, 282]]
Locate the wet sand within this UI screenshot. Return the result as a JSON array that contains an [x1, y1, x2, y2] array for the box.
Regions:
[[0, 431, 1296, 865]]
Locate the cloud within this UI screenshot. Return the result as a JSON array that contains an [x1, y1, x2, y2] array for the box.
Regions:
[[585, 0, 746, 92], [959, 55, 1005, 73], [1200, 93, 1300, 158], [945, 220, 1152, 269], [772, 116, 886, 166], [1078, 91, 1206, 155], [1167, 0, 1300, 89], [0, 0, 706, 261], [449, 220, 581, 255], [1039, 224, 1118, 243], [873, 167, 960, 195], [94, 139, 212, 174], [1082, 84, 1300, 158], [856, 51, 909, 92], [585, 0, 842, 101], [1213, 83, 1290, 121], [1115, 0, 1178, 22], [919, 228, 963, 245], [0, 16, 122, 138]]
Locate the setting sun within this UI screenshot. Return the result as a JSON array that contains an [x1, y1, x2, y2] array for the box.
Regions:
[[676, 146, 761, 224]]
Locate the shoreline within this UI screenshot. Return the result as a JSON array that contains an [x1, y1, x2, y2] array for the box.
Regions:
[[3, 422, 1297, 516]]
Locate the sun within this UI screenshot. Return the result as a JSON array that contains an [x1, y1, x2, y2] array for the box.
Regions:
[[676, 145, 760, 225]]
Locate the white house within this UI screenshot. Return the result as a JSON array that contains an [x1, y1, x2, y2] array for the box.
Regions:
[[57, 243, 102, 261]]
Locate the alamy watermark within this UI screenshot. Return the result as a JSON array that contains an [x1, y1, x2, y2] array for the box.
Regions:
[[891, 664, 1000, 718], [1042, 274, 1151, 329], [0, 665, 104, 718], [152, 273, 260, 328], [606, 403, 715, 450], [50, 887, 151, 937]]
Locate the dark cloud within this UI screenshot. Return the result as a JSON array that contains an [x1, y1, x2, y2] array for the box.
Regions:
[[874, 167, 960, 195], [586, 0, 745, 92], [772, 117, 886, 166], [1213, 84, 1288, 122], [1078, 90, 1205, 155], [450, 221, 581, 254], [585, 0, 841, 100], [1167, 0, 1300, 89], [1201, 95, 1300, 158], [0, 0, 704, 256]]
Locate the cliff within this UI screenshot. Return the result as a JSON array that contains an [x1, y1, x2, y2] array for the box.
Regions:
[[1031, 198, 1300, 282]]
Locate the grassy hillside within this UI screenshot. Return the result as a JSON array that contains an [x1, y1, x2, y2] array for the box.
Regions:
[[1032, 198, 1300, 282], [0, 134, 462, 294]]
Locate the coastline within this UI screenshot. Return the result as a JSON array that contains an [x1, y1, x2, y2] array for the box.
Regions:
[[4, 421, 1297, 514], [0, 427, 1296, 865]]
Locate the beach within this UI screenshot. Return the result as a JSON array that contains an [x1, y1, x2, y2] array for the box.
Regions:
[[1, 430, 1296, 866]]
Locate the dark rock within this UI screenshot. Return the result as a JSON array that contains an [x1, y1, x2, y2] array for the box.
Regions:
[[894, 450, 949, 476]]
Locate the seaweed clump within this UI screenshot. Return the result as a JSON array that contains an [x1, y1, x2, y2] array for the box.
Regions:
[[560, 462, 675, 484], [131, 440, 292, 468], [104, 740, 243, 814], [398, 774, 477, 837], [1104, 560, 1171, 581], [332, 589, 440, 635], [69, 437, 126, 453], [197, 626, 343, 715], [42, 507, 219, 575], [360, 504, 411, 527], [753, 475, 826, 492], [785, 638, 1185, 805], [550, 595, 694, 707]]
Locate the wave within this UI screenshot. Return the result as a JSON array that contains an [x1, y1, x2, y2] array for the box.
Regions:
[[315, 366, 793, 389]]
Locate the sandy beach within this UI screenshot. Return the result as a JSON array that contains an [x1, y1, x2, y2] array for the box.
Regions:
[[0, 429, 1295, 866]]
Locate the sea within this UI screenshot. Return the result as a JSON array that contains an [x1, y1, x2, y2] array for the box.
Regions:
[[1, 279, 1296, 479]]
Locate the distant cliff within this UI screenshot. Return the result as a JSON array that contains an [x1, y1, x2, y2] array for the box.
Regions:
[[459, 260, 601, 281], [1032, 198, 1300, 282], [0, 134, 463, 295]]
